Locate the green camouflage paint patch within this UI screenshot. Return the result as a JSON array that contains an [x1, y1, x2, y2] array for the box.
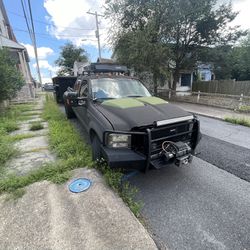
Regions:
[[102, 96, 168, 109], [102, 98, 144, 109], [136, 96, 168, 105]]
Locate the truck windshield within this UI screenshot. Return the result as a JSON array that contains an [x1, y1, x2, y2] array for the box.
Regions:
[[91, 78, 151, 100]]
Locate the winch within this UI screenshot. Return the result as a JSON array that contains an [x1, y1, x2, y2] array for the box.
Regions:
[[160, 141, 192, 167]]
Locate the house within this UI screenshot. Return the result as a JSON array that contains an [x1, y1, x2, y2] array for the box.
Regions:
[[73, 61, 89, 76], [164, 63, 214, 93], [197, 63, 215, 81], [0, 0, 34, 102]]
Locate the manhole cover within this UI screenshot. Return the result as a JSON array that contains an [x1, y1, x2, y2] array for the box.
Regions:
[[69, 178, 92, 193]]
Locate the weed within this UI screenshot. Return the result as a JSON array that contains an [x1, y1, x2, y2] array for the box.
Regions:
[[9, 133, 37, 142], [95, 160, 143, 217], [225, 117, 250, 127], [0, 96, 142, 217], [239, 105, 250, 113], [5, 188, 26, 201], [30, 122, 44, 131], [0, 119, 19, 132]]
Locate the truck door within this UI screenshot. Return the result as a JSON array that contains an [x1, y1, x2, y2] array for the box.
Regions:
[[74, 80, 89, 129]]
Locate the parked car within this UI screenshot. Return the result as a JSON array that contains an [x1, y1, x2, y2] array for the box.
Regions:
[[42, 83, 54, 91], [63, 63, 201, 171]]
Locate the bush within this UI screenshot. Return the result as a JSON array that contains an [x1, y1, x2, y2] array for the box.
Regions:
[[0, 49, 25, 102]]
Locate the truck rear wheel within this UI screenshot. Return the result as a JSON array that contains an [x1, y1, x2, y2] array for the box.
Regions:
[[64, 104, 75, 119], [92, 135, 102, 161]]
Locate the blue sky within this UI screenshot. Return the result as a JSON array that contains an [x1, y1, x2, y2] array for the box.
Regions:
[[3, 0, 250, 83], [3, 0, 111, 83]]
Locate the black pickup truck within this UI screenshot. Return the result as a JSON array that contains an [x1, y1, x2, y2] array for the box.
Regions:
[[63, 63, 201, 171]]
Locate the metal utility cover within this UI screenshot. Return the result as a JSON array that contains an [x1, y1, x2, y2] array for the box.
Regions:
[[69, 178, 92, 193]]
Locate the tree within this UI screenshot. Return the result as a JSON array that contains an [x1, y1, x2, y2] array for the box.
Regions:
[[114, 29, 170, 93], [55, 42, 88, 75], [231, 34, 250, 80], [0, 49, 25, 103], [106, 0, 244, 91], [197, 45, 233, 80]]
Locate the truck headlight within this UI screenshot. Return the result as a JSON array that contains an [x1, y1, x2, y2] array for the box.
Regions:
[[107, 133, 131, 148]]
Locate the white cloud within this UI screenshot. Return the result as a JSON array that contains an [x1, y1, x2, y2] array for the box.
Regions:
[[41, 77, 52, 85], [232, 0, 250, 30], [33, 60, 59, 74], [43, 0, 110, 48], [22, 43, 54, 59]]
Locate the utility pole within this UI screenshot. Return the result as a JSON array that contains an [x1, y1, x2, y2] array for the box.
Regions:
[[87, 11, 104, 62]]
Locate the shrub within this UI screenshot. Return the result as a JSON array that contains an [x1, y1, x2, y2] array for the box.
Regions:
[[0, 49, 25, 102]]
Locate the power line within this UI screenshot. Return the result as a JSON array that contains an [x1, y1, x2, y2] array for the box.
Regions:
[[20, 0, 33, 43], [13, 27, 96, 38], [21, 0, 42, 85], [7, 10, 105, 31]]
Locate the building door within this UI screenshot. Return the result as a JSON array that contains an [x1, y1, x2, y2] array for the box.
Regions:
[[181, 74, 191, 87]]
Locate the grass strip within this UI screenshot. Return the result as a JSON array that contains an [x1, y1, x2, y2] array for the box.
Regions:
[[0, 96, 142, 217], [9, 133, 38, 142], [224, 117, 250, 127], [238, 105, 250, 113]]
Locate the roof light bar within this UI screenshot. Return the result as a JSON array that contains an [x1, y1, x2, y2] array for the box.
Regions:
[[156, 115, 194, 127], [83, 63, 128, 74]]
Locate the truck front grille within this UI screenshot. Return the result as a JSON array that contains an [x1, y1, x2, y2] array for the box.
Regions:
[[131, 120, 194, 157]]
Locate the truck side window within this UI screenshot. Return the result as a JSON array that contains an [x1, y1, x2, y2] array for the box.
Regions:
[[79, 80, 88, 97], [75, 79, 82, 91]]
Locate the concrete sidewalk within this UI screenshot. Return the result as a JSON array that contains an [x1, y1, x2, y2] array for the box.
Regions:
[[172, 101, 250, 120], [0, 168, 157, 250]]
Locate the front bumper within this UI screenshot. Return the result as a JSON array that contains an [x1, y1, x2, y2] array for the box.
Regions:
[[101, 147, 146, 169], [102, 116, 201, 171]]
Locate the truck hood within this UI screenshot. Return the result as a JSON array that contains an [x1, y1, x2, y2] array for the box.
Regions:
[[96, 96, 192, 130]]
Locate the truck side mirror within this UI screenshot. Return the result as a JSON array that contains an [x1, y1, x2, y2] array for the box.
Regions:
[[77, 97, 87, 106]]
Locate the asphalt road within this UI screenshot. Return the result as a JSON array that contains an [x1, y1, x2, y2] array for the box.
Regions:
[[63, 105, 250, 250], [130, 116, 250, 250]]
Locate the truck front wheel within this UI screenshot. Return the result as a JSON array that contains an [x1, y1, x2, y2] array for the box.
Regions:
[[92, 135, 102, 161]]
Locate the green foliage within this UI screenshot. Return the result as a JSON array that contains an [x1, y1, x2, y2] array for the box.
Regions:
[[55, 42, 88, 76], [197, 45, 233, 80], [107, 0, 245, 89], [231, 34, 250, 80], [9, 133, 37, 142], [224, 117, 250, 127], [0, 49, 25, 102], [29, 122, 44, 131], [239, 106, 250, 112]]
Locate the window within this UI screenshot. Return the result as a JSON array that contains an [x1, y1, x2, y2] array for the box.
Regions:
[[79, 80, 88, 97], [90, 78, 151, 100]]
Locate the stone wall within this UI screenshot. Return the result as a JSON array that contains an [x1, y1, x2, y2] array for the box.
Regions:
[[11, 83, 35, 104]]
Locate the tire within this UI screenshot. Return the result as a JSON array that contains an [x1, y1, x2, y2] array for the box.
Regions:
[[64, 104, 75, 119], [92, 134, 102, 161]]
